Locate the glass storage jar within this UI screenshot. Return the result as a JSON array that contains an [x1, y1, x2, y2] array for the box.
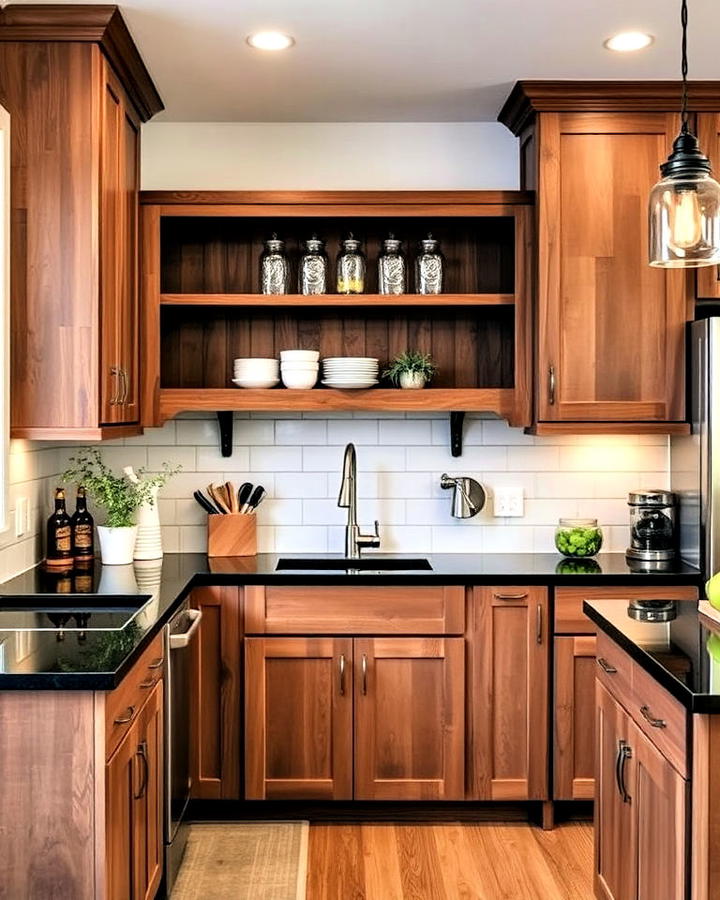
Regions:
[[415, 234, 443, 294], [554, 518, 603, 558], [260, 235, 290, 295], [298, 236, 328, 295], [336, 235, 366, 294], [378, 235, 406, 295]]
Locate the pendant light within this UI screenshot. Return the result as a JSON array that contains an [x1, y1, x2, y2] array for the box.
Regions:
[[649, 0, 720, 268]]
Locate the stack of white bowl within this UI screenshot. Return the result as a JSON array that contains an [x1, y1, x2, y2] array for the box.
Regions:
[[280, 350, 319, 389], [322, 357, 379, 389], [232, 358, 279, 389]]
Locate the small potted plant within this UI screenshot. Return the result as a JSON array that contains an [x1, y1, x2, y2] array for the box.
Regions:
[[383, 350, 437, 389], [62, 449, 178, 566]]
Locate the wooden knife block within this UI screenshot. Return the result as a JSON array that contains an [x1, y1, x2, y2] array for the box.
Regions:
[[207, 513, 257, 557]]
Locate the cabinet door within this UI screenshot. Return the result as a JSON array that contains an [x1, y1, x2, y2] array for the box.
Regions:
[[189, 586, 242, 799], [469, 587, 549, 800], [595, 682, 637, 900], [538, 112, 688, 423], [633, 721, 688, 900], [106, 718, 138, 900], [245, 637, 353, 800], [555, 635, 596, 800], [100, 60, 140, 425], [133, 681, 163, 900], [697, 113, 720, 300], [354, 637, 464, 800]]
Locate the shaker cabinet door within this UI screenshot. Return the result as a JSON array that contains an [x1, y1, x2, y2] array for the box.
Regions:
[[537, 112, 688, 424], [554, 635, 596, 800]]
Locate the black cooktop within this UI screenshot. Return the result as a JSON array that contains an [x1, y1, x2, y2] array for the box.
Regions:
[[584, 598, 720, 713]]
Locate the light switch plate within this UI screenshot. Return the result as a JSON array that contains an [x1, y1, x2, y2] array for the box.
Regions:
[[493, 486, 524, 517]]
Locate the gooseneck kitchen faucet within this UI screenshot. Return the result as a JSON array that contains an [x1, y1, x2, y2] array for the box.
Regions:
[[338, 443, 380, 558]]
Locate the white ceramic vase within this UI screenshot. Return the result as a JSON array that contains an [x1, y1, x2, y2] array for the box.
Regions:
[[134, 485, 163, 561], [97, 525, 138, 566], [399, 371, 426, 389]]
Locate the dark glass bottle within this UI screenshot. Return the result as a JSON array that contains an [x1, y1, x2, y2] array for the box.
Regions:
[[71, 486, 95, 566], [46, 488, 73, 568]]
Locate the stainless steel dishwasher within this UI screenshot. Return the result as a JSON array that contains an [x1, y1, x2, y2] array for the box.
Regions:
[[164, 601, 202, 894]]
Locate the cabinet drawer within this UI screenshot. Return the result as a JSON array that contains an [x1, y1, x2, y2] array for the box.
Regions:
[[595, 632, 688, 777], [554, 586, 698, 634], [595, 631, 634, 703], [105, 632, 164, 759], [244, 585, 465, 634]]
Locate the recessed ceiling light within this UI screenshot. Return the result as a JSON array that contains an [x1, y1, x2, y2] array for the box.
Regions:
[[604, 31, 654, 52], [246, 31, 295, 51]]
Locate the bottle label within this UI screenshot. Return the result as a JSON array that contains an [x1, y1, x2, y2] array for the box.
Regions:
[[55, 525, 71, 552], [74, 524, 93, 549]]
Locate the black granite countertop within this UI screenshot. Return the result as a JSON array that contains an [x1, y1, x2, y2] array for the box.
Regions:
[[584, 598, 720, 713], [0, 552, 701, 690]]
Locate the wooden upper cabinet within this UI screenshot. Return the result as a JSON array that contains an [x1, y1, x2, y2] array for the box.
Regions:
[[245, 637, 354, 800], [498, 81, 720, 432], [0, 5, 162, 439], [354, 637, 465, 800], [697, 112, 720, 300], [100, 60, 141, 425], [536, 111, 687, 424]]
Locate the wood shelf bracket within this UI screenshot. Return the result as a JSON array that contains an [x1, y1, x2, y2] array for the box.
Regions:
[[216, 411, 234, 457], [450, 411, 465, 457]]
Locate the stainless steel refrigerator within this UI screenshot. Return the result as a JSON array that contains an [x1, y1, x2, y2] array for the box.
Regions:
[[671, 317, 720, 576]]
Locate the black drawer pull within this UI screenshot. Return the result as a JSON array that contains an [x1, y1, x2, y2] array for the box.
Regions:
[[640, 705, 666, 728]]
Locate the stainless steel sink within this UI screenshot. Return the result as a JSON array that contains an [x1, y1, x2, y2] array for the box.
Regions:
[[275, 557, 433, 571]]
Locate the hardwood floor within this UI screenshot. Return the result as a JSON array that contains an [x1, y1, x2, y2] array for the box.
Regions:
[[307, 822, 594, 899]]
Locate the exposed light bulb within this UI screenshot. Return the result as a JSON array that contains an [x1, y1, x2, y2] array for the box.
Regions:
[[668, 189, 703, 251]]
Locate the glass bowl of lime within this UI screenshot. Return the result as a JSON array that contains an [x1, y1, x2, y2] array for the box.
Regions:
[[554, 518, 603, 558]]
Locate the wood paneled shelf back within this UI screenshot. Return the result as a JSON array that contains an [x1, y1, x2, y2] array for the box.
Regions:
[[141, 191, 534, 457]]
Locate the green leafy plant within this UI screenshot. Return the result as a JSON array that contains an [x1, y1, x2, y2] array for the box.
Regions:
[[62, 448, 180, 528], [382, 350, 437, 386]]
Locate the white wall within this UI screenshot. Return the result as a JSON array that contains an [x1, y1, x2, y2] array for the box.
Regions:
[[141, 122, 519, 190]]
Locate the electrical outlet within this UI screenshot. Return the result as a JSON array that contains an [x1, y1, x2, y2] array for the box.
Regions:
[[493, 486, 524, 517], [15, 497, 28, 537]]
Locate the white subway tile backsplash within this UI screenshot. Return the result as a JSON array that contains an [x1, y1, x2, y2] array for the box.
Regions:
[[234, 419, 275, 446], [275, 472, 328, 498], [379, 419, 432, 445], [275, 525, 327, 553], [176, 418, 221, 446], [327, 419, 378, 445], [507, 446, 559, 471], [197, 446, 250, 472], [148, 446, 196, 472], [276, 419, 327, 445], [251, 446, 302, 472]]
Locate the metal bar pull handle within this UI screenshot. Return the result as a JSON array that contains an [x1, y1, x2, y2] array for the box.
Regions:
[[338, 654, 346, 696], [536, 604, 543, 644], [548, 365, 556, 406], [134, 740, 149, 800], [615, 740, 632, 803], [597, 658, 618, 675], [492, 591, 528, 601], [109, 366, 120, 405], [148, 657, 164, 670], [640, 705, 666, 729], [361, 654, 368, 695], [169, 608, 203, 650], [113, 705, 136, 725]]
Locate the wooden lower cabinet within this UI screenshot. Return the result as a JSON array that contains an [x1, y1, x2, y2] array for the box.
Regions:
[[244, 636, 465, 801], [354, 637, 465, 800], [468, 586, 549, 800], [245, 637, 353, 800], [189, 586, 243, 799], [595, 683, 688, 900], [106, 680, 164, 900], [554, 635, 596, 800]]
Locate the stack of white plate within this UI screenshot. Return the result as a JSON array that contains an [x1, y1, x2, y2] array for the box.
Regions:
[[232, 358, 279, 389], [280, 350, 319, 389], [322, 357, 379, 389]]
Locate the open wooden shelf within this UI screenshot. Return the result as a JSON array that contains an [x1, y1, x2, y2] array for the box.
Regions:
[[159, 292, 516, 307], [158, 387, 516, 421]]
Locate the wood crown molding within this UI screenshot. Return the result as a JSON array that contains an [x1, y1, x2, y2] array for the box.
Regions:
[[0, 4, 163, 121], [139, 189, 535, 206], [498, 80, 720, 135]]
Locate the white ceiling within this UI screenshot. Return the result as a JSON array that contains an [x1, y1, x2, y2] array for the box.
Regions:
[[12, 0, 720, 121]]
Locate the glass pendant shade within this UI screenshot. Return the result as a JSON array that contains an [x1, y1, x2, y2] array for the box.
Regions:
[[649, 168, 720, 268]]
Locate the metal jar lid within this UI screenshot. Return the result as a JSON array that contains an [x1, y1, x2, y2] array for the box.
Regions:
[[382, 236, 402, 253], [628, 489, 676, 507], [420, 236, 438, 253], [304, 236, 325, 252], [265, 236, 285, 252], [341, 236, 361, 252]]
